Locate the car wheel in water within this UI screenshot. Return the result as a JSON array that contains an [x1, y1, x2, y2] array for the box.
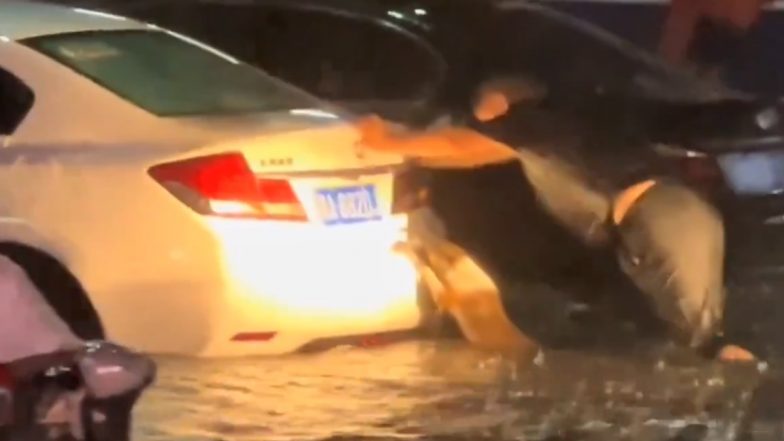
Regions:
[[0, 243, 104, 341]]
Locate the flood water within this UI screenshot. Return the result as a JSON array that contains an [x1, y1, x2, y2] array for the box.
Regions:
[[132, 280, 784, 441], [133, 344, 778, 441]]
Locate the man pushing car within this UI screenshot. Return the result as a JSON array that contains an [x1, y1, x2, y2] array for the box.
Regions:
[[358, 77, 756, 364]]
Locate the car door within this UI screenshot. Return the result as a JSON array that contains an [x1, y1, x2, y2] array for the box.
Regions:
[[114, 0, 446, 125]]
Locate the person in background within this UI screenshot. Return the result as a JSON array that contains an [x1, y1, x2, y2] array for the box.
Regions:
[[358, 77, 757, 363], [658, 0, 771, 81]]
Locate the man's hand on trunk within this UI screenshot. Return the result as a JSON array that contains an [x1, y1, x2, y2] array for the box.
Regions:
[[354, 115, 519, 169]]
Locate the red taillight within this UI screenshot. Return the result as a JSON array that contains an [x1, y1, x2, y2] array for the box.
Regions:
[[0, 365, 12, 390], [148, 152, 307, 221], [676, 156, 725, 192], [392, 167, 430, 213], [654, 144, 725, 193]]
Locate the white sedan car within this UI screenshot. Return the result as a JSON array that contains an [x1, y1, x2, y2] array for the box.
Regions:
[[0, 1, 430, 357]]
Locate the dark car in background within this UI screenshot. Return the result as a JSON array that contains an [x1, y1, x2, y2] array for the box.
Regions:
[[533, 0, 784, 100], [64, 0, 784, 280]]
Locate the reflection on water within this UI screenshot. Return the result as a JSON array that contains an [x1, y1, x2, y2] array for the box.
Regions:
[[133, 340, 775, 441]]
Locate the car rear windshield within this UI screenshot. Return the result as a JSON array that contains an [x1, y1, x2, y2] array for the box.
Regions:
[[23, 29, 326, 117]]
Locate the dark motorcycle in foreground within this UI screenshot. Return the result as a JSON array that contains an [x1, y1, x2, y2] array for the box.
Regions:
[[0, 341, 155, 441]]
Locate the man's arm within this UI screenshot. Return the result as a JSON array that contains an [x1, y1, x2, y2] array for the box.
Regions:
[[659, 0, 770, 65], [659, 0, 702, 65], [355, 115, 519, 169]]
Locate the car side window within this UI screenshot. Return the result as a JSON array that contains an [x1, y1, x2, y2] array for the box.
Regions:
[[121, 2, 443, 109], [250, 8, 442, 103], [492, 7, 638, 102], [0, 68, 34, 136], [115, 2, 260, 61]]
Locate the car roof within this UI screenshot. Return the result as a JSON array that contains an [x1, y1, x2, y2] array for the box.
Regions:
[[0, 0, 149, 41]]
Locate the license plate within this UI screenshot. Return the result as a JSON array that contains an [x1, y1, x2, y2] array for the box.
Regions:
[[718, 151, 784, 195], [315, 185, 382, 225]]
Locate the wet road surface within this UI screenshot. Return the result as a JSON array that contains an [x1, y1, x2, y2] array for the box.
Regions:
[[133, 342, 779, 441], [132, 280, 784, 441]]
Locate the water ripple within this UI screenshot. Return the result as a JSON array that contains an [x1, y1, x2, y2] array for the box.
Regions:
[[131, 340, 777, 441]]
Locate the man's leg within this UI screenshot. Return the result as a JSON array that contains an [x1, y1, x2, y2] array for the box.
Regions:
[[613, 182, 753, 359], [404, 208, 541, 364]]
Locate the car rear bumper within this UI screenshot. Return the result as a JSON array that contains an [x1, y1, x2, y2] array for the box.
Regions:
[[174, 216, 425, 357], [198, 220, 426, 356]]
